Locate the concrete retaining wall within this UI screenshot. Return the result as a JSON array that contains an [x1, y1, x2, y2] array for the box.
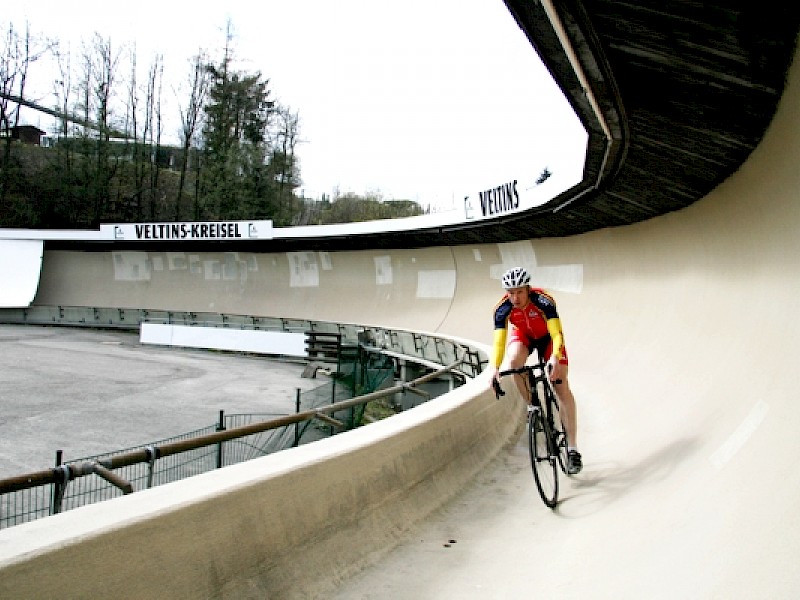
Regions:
[[0, 349, 520, 599]]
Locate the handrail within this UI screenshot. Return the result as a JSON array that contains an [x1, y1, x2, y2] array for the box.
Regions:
[[0, 358, 464, 496]]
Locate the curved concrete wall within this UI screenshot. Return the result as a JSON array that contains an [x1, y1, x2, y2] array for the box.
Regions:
[[33, 246, 467, 334], [0, 373, 520, 598], [2, 40, 800, 600]]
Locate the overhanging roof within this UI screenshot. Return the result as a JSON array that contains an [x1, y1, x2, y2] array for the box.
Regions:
[[405, 0, 799, 248]]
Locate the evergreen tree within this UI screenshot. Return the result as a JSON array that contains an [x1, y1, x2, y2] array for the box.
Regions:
[[198, 33, 275, 221]]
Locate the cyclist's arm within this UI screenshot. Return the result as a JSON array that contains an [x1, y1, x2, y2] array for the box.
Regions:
[[490, 327, 507, 368], [491, 297, 512, 370], [546, 317, 565, 362]]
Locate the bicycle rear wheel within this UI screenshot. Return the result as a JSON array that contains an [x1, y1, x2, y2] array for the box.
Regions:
[[528, 407, 559, 508]]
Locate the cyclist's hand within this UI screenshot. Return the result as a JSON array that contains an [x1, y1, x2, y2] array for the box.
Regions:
[[486, 365, 499, 390], [547, 358, 565, 385], [486, 366, 505, 398]]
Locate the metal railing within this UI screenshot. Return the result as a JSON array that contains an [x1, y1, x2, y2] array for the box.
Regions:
[[0, 307, 488, 529], [0, 306, 488, 378], [0, 359, 464, 529]]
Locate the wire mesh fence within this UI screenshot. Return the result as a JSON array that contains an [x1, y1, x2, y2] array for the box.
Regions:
[[0, 316, 483, 530], [0, 485, 51, 528], [0, 347, 401, 530]]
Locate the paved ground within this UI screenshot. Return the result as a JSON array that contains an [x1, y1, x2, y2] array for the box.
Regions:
[[0, 324, 322, 478]]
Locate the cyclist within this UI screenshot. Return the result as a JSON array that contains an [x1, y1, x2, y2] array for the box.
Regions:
[[489, 267, 583, 475]]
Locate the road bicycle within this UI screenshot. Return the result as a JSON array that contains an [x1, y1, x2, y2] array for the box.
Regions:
[[493, 363, 570, 508]]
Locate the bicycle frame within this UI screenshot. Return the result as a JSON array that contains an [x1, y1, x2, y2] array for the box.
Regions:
[[494, 362, 569, 508]]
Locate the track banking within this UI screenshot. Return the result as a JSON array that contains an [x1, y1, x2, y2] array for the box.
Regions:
[[134, 222, 243, 240]]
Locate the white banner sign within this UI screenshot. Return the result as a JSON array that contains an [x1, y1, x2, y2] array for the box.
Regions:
[[101, 220, 273, 241]]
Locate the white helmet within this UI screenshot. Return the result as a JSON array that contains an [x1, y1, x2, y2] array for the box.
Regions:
[[501, 267, 531, 289]]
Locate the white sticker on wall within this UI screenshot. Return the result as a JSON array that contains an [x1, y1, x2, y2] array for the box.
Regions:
[[167, 252, 187, 270], [492, 241, 584, 294], [112, 251, 151, 281], [288, 251, 320, 287], [498, 240, 537, 269], [203, 260, 221, 280], [374, 256, 393, 285], [246, 255, 258, 272], [189, 255, 202, 274], [529, 265, 584, 294], [320, 251, 333, 271], [417, 270, 456, 299], [222, 253, 240, 281]]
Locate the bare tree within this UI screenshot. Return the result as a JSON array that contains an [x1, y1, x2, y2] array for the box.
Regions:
[[0, 21, 48, 203], [146, 56, 164, 220], [123, 45, 164, 220], [176, 50, 209, 220], [53, 42, 74, 138], [81, 34, 122, 224], [274, 104, 301, 218], [124, 44, 142, 219], [0, 21, 48, 130]]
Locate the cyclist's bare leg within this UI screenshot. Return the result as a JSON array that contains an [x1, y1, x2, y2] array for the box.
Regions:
[[552, 368, 578, 447], [505, 341, 532, 403]]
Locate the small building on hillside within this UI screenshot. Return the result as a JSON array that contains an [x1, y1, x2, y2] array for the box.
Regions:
[[1, 125, 47, 145]]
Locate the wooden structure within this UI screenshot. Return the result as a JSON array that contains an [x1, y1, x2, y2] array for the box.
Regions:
[[6, 125, 46, 145]]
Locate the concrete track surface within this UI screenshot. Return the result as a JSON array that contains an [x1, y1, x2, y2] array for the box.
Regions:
[[2, 37, 800, 600], [332, 47, 800, 598]]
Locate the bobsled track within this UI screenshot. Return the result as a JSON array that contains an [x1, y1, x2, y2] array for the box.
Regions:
[[3, 29, 800, 600]]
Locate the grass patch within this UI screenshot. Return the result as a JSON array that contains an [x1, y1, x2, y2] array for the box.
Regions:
[[361, 398, 399, 424]]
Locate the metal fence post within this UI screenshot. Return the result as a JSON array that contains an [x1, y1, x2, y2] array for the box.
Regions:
[[51, 465, 71, 515], [51, 450, 62, 515], [216, 410, 225, 469], [294, 389, 301, 447], [145, 446, 158, 489]]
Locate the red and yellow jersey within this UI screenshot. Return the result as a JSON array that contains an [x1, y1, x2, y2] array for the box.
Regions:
[[491, 287, 567, 368]]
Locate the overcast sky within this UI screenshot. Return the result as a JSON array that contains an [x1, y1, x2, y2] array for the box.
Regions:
[[4, 0, 587, 212]]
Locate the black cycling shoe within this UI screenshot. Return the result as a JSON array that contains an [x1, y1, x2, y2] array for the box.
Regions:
[[567, 450, 583, 475]]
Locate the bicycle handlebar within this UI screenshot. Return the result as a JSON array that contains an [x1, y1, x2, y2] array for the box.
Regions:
[[492, 378, 505, 399], [493, 363, 562, 399]]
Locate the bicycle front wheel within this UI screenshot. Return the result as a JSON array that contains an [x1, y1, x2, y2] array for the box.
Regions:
[[546, 392, 570, 475], [528, 407, 559, 508]]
